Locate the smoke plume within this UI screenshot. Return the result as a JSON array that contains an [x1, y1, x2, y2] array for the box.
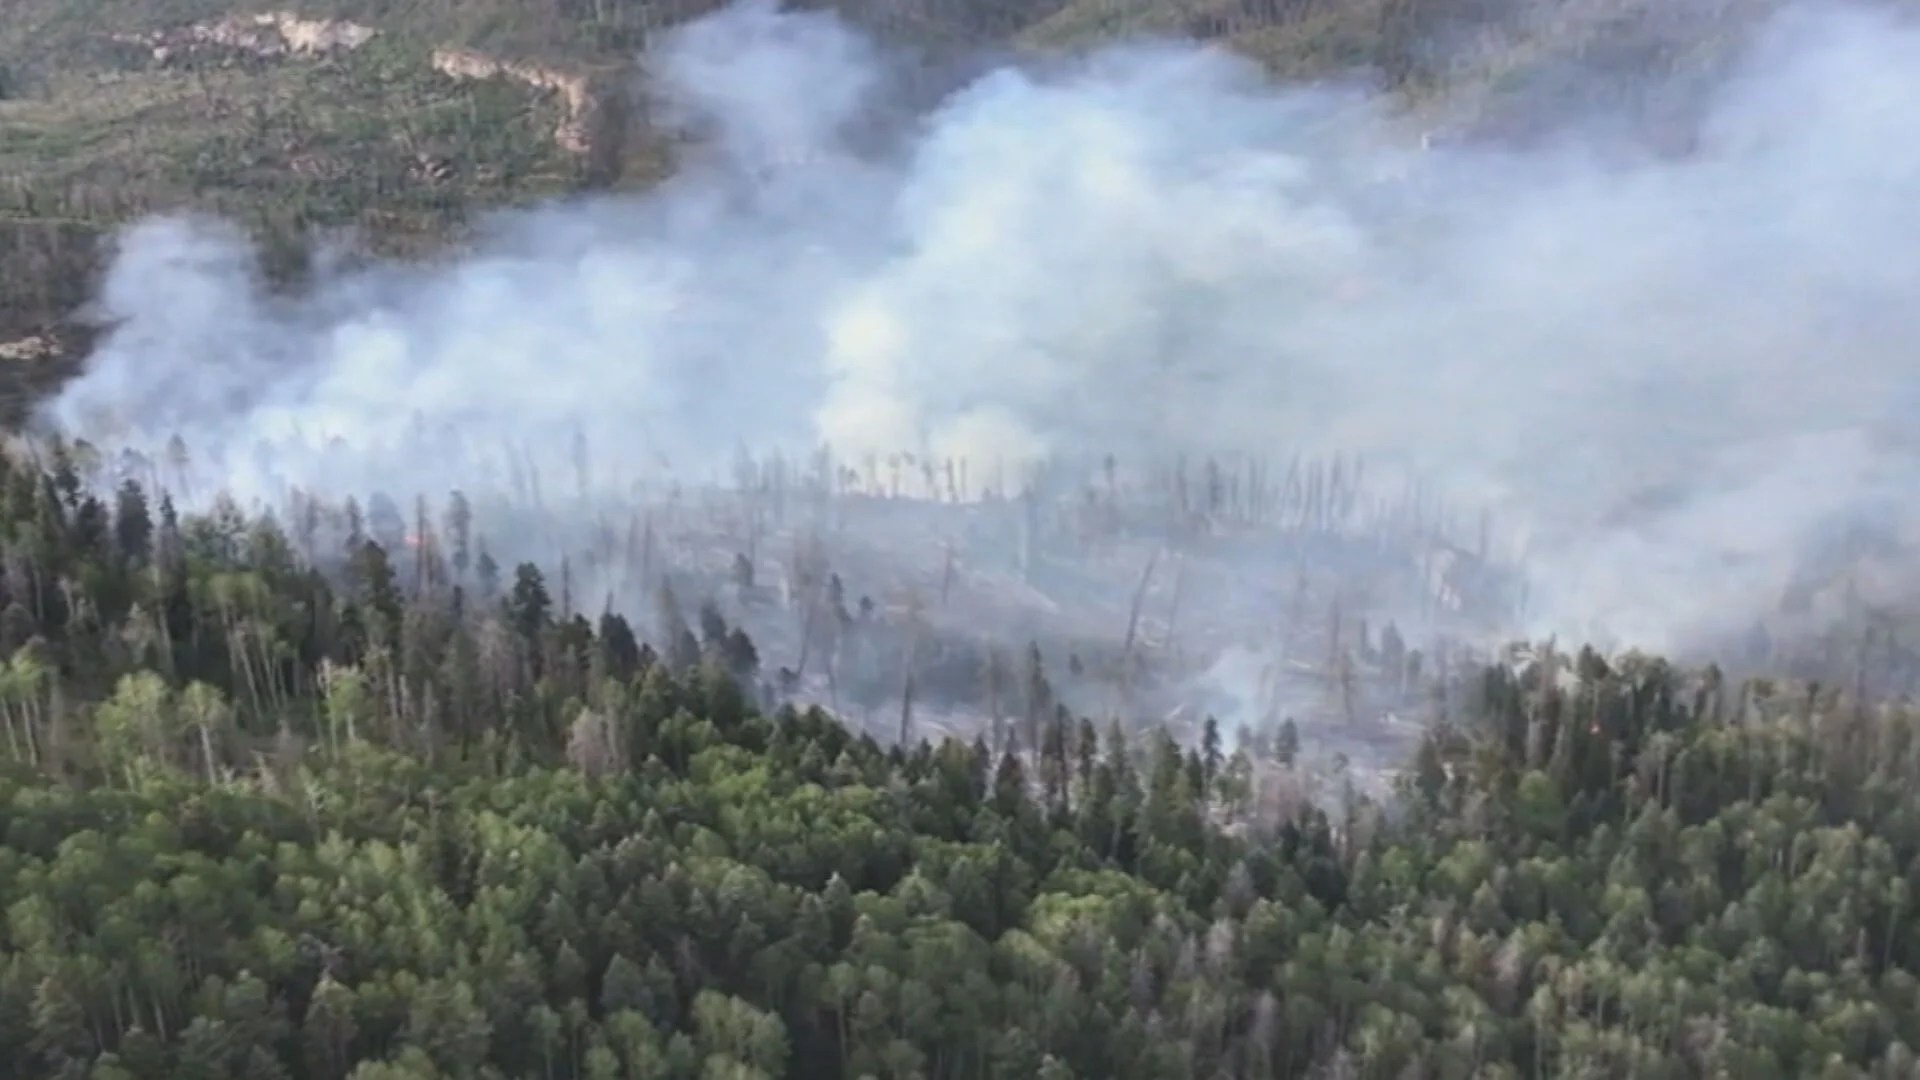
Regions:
[[39, 0, 1920, 656]]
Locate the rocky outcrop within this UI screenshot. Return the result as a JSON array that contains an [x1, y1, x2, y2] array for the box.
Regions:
[[430, 47, 619, 159], [115, 12, 377, 65], [0, 336, 62, 365]]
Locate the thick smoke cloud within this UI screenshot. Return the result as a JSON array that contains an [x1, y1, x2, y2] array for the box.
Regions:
[[38, 0, 1920, 655]]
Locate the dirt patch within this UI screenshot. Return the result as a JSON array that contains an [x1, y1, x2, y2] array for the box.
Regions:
[[430, 47, 620, 159]]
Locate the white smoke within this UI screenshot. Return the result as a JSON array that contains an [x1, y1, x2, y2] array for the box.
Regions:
[[40, 0, 1920, 656]]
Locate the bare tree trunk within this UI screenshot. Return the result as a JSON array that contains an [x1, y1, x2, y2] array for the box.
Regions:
[[1, 700, 23, 766], [940, 543, 955, 606], [1327, 596, 1344, 688], [1115, 550, 1161, 718], [1122, 550, 1161, 661], [795, 590, 821, 679], [198, 722, 218, 785], [1163, 556, 1187, 661], [899, 674, 915, 746]]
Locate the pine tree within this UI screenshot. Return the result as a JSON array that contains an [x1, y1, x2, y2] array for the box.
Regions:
[[507, 564, 552, 643]]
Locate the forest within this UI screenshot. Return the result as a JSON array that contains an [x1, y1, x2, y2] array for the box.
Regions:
[[0, 436, 1918, 1079], [7, 3, 1920, 1076]]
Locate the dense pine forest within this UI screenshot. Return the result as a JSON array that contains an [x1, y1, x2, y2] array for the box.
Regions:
[[0, 438, 1915, 1079]]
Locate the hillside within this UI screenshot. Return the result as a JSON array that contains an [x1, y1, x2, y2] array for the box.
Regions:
[[0, 0, 1806, 421]]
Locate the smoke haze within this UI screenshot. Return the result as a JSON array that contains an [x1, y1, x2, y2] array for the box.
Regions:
[[38, 0, 1920, 657]]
